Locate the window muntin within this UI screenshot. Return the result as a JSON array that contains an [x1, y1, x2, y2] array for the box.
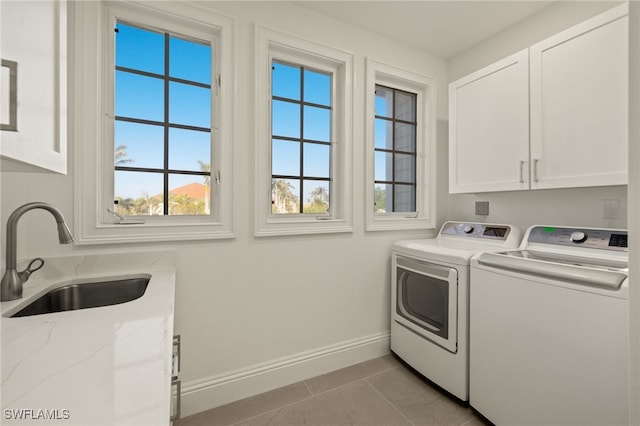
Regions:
[[374, 85, 417, 213], [270, 60, 332, 215], [113, 21, 212, 216]]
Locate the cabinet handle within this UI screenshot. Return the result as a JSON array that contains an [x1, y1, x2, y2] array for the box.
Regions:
[[519, 161, 525, 183], [172, 335, 181, 379], [533, 159, 539, 182]]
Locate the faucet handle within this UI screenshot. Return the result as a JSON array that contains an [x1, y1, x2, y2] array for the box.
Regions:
[[17, 258, 45, 283]]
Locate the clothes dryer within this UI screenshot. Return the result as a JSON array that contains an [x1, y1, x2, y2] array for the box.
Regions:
[[390, 221, 521, 400]]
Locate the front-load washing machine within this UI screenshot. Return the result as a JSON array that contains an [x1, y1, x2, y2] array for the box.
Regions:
[[390, 221, 521, 401]]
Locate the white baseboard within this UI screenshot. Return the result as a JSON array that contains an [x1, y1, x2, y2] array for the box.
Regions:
[[180, 331, 391, 417]]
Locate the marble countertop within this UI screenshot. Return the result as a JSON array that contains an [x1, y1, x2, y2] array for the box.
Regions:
[[1, 251, 176, 425]]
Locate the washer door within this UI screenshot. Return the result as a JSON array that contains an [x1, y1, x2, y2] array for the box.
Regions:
[[393, 255, 458, 353]]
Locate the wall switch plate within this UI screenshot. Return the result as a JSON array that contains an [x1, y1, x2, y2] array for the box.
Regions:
[[475, 201, 489, 216]]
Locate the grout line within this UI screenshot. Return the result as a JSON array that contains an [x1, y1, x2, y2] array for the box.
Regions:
[[459, 418, 475, 426], [302, 379, 313, 396], [364, 364, 402, 382], [303, 356, 403, 396], [364, 378, 416, 426]]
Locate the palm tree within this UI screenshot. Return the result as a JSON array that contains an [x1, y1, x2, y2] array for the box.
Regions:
[[115, 145, 133, 166], [305, 185, 329, 213], [198, 160, 211, 186], [309, 186, 329, 202], [198, 161, 211, 214], [114, 196, 135, 215], [169, 193, 205, 215], [374, 186, 387, 213], [272, 179, 298, 213]]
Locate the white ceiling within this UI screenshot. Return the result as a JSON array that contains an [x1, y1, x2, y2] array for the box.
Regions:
[[291, 1, 555, 58]]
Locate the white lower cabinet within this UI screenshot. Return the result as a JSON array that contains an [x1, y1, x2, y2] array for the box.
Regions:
[[449, 3, 628, 194]]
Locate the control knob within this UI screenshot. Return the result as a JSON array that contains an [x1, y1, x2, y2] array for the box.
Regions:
[[570, 231, 587, 243], [463, 225, 474, 234]]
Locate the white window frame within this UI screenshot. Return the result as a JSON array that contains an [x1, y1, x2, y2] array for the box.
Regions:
[[73, 1, 235, 244], [254, 26, 353, 237], [365, 58, 436, 231]]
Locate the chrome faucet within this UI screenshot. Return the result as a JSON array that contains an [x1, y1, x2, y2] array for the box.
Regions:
[[1, 202, 74, 301]]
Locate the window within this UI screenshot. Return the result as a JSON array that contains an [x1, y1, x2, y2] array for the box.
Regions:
[[73, 1, 234, 243], [255, 27, 353, 236], [365, 59, 436, 231], [113, 21, 212, 217], [374, 85, 417, 213], [271, 61, 332, 215]]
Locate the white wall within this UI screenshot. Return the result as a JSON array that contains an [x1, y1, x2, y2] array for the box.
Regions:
[[0, 0, 448, 416], [447, 1, 628, 231]]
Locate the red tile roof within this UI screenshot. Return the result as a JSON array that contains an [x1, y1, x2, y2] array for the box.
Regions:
[[152, 182, 208, 200]]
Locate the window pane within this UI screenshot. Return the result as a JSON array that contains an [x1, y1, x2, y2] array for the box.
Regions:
[[272, 100, 300, 138], [394, 184, 415, 212], [272, 139, 300, 176], [375, 151, 392, 181], [168, 174, 209, 215], [374, 184, 391, 213], [170, 36, 211, 85], [304, 69, 331, 106], [375, 118, 393, 149], [114, 170, 164, 216], [272, 178, 300, 214], [395, 153, 415, 183], [303, 143, 330, 178], [395, 91, 416, 121], [375, 86, 393, 118], [115, 71, 164, 121], [395, 122, 416, 152], [115, 22, 164, 74], [303, 106, 330, 142], [169, 82, 211, 128], [272, 62, 300, 100], [169, 128, 211, 171], [303, 181, 329, 214], [115, 121, 164, 169]]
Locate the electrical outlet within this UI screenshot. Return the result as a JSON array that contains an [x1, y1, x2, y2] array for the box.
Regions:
[[475, 201, 489, 216]]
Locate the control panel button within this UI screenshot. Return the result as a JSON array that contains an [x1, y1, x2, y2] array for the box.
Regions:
[[570, 231, 587, 243]]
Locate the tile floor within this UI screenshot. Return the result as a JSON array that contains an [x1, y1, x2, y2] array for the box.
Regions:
[[175, 354, 490, 426]]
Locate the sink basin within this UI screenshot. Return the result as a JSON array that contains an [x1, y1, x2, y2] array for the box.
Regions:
[[10, 275, 150, 317]]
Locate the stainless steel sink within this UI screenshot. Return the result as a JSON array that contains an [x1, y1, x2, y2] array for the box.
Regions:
[[10, 275, 150, 317]]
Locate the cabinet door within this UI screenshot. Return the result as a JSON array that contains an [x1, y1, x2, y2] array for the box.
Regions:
[[530, 4, 628, 190], [0, 1, 67, 174], [449, 49, 529, 194]]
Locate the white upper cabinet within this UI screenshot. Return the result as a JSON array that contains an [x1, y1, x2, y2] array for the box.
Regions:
[[529, 4, 628, 190], [0, 1, 67, 174], [449, 50, 529, 194], [449, 3, 628, 194]]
